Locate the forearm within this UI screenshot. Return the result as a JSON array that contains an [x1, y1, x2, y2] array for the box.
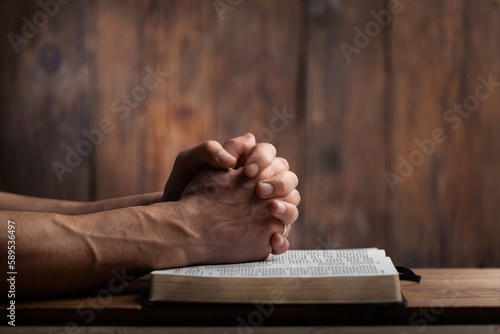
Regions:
[[0, 191, 164, 215], [74, 192, 165, 214], [0, 202, 190, 299]]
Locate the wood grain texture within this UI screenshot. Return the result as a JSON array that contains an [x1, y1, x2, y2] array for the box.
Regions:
[[303, 0, 389, 250], [0, 0, 91, 200], [401, 268, 500, 308], [10, 269, 500, 327], [464, 0, 500, 267], [390, 0, 467, 267], [14, 268, 500, 308], [390, 0, 500, 267], [92, 0, 160, 198], [0, 0, 499, 267]]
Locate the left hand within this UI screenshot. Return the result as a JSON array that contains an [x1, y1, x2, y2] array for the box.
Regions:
[[163, 133, 275, 201]]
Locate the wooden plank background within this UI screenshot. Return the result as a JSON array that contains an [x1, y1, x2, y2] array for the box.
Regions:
[[0, 0, 499, 267]]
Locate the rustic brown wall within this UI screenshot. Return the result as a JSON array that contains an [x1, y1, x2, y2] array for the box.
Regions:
[[1, 0, 499, 267]]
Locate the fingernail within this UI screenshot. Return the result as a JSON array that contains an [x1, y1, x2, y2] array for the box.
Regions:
[[278, 236, 285, 246], [260, 182, 273, 196], [276, 201, 286, 214], [246, 163, 259, 177]]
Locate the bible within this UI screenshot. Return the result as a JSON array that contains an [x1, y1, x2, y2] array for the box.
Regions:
[[149, 248, 404, 304]]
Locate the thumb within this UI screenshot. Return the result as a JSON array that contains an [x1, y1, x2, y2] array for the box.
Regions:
[[163, 141, 236, 202], [182, 141, 237, 173], [270, 232, 289, 255]]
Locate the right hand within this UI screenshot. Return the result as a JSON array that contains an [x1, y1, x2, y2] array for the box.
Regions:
[[177, 161, 299, 265]]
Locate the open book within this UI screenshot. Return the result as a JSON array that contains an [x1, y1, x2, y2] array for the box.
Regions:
[[149, 248, 403, 304]]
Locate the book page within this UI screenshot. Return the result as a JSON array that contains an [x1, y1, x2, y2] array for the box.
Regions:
[[152, 249, 398, 278]]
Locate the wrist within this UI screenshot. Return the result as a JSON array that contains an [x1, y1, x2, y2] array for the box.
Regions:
[[137, 199, 202, 270]]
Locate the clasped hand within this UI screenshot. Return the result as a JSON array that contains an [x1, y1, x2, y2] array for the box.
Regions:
[[163, 133, 300, 264]]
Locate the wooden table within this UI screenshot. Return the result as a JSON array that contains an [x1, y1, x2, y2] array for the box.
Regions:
[[3, 269, 499, 333]]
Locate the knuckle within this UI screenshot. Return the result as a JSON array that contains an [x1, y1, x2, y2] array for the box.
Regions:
[[291, 206, 299, 221], [256, 142, 276, 155], [203, 140, 219, 151], [242, 133, 256, 148], [258, 168, 273, 180], [284, 205, 299, 224], [276, 157, 289, 170], [269, 143, 277, 153], [222, 139, 235, 149], [293, 189, 301, 204], [244, 133, 255, 141], [285, 189, 301, 205], [268, 144, 277, 155], [275, 177, 287, 192]]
